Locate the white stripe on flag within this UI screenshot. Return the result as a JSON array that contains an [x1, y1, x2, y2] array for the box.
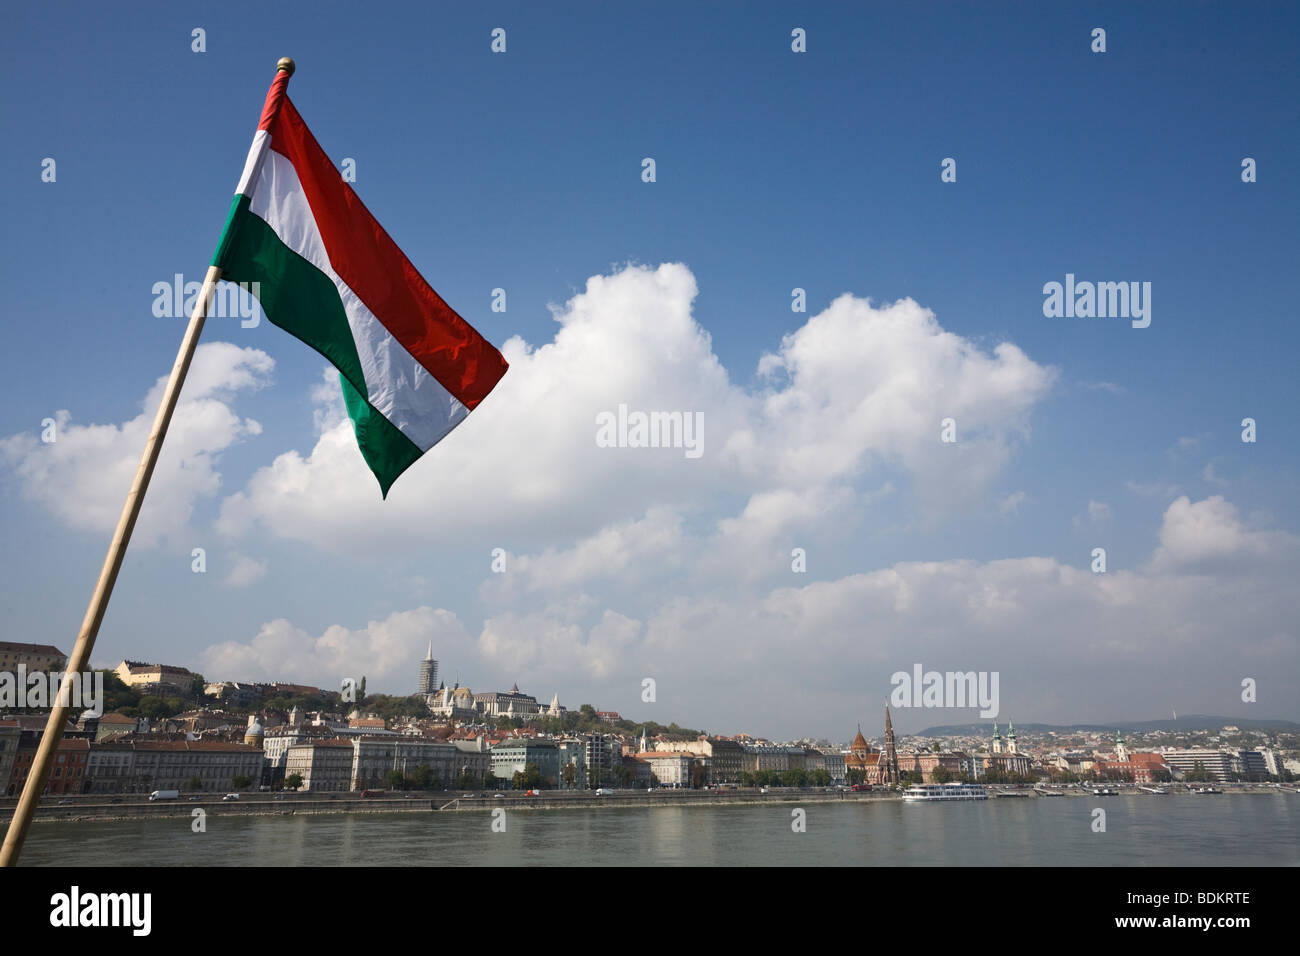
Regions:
[[248, 147, 468, 451]]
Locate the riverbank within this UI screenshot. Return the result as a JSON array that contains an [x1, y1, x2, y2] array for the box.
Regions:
[[3, 783, 1292, 824]]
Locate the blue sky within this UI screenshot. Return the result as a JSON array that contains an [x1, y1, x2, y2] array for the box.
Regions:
[[2, 1, 1297, 738]]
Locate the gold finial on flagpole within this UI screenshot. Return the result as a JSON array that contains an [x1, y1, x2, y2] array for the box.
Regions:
[[277, 57, 296, 75]]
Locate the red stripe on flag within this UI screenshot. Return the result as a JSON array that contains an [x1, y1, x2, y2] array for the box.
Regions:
[[265, 97, 508, 409], [257, 70, 293, 132]]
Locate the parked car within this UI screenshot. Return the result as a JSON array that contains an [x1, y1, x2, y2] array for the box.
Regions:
[[222, 793, 240, 801], [595, 788, 613, 796]]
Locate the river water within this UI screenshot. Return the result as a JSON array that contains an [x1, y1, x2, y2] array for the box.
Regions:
[[16, 794, 1300, 866]]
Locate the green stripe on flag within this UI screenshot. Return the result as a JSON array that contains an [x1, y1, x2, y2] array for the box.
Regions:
[[216, 202, 422, 497]]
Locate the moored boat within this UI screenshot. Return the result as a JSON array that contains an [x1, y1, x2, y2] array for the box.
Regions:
[[903, 783, 988, 802]]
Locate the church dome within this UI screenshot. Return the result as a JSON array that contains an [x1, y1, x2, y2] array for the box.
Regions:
[[244, 714, 265, 747]]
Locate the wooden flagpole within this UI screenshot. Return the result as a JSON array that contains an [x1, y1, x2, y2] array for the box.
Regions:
[[0, 57, 296, 867], [0, 264, 222, 866]]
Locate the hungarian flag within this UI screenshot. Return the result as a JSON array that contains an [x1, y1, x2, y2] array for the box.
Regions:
[[212, 64, 507, 496]]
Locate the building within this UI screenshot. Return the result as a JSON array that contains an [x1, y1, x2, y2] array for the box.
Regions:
[[94, 712, 139, 741], [741, 745, 798, 774], [7, 735, 89, 796], [821, 750, 847, 785], [244, 714, 265, 748], [418, 644, 438, 696], [286, 740, 355, 791], [0, 722, 20, 793], [0, 641, 67, 674], [845, 726, 879, 780], [867, 707, 901, 785], [473, 684, 540, 719], [427, 684, 478, 721], [583, 733, 622, 786], [351, 737, 463, 791], [114, 660, 195, 696], [83, 741, 135, 793], [262, 724, 337, 775], [1160, 748, 1236, 782], [203, 681, 270, 707], [651, 735, 744, 784], [622, 754, 652, 787], [894, 750, 969, 783], [1237, 750, 1270, 781], [554, 739, 587, 789], [639, 751, 692, 787], [490, 738, 561, 787], [451, 738, 494, 787], [124, 740, 265, 793], [1261, 748, 1282, 777]]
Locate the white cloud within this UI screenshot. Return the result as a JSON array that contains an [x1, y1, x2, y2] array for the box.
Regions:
[[200, 606, 473, 691], [0, 343, 272, 549], [206, 493, 1299, 734], [999, 491, 1028, 515], [1148, 495, 1293, 573], [1126, 479, 1182, 499], [1073, 500, 1113, 528], [217, 263, 1055, 557], [1202, 458, 1230, 487], [223, 553, 268, 588]]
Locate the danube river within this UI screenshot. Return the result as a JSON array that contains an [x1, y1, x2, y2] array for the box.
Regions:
[[16, 794, 1300, 866]]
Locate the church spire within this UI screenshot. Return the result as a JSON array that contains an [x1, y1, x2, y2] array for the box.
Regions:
[[879, 703, 899, 785]]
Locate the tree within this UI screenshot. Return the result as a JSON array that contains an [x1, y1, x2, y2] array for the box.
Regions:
[[410, 764, 439, 790], [846, 768, 865, 786], [385, 769, 407, 789], [690, 762, 708, 789], [739, 771, 755, 788], [232, 775, 252, 790], [185, 775, 203, 791], [285, 773, 303, 791], [931, 765, 952, 784], [562, 763, 577, 789], [1186, 760, 1211, 783], [810, 769, 831, 787], [613, 764, 632, 787], [780, 769, 808, 788]]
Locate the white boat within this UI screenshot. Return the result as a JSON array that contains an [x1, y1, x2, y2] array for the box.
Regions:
[[903, 783, 988, 802]]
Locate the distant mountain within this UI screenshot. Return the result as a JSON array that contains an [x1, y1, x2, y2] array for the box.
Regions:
[[914, 715, 1300, 736]]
